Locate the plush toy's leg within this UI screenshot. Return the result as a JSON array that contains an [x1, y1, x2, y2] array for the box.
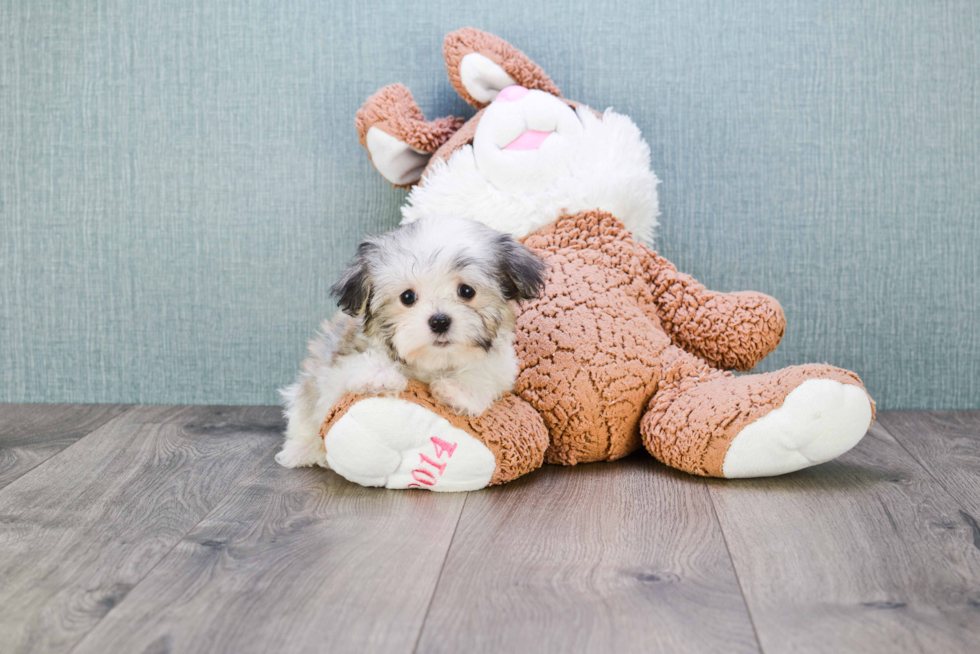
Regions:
[[318, 382, 549, 491], [641, 351, 874, 478]]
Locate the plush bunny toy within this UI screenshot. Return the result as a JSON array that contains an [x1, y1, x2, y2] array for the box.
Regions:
[[313, 28, 874, 491]]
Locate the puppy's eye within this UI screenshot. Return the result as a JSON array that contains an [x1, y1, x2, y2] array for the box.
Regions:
[[457, 284, 475, 300], [399, 290, 417, 306]]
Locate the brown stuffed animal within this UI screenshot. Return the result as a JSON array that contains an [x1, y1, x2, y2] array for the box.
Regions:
[[316, 28, 874, 491]]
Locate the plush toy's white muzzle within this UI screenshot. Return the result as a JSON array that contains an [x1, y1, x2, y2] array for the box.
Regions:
[[473, 86, 584, 194]]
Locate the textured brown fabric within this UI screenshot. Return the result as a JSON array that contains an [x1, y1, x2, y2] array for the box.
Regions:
[[642, 249, 786, 371], [641, 363, 876, 476], [513, 210, 797, 465], [319, 381, 550, 486], [443, 27, 562, 108], [429, 107, 485, 167], [516, 212, 673, 464], [355, 83, 465, 187]]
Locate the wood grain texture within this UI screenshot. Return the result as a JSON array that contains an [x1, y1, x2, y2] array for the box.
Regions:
[[0, 405, 283, 654], [0, 403, 130, 489], [70, 455, 466, 654], [877, 411, 980, 516], [707, 423, 980, 654], [416, 455, 760, 654], [5, 405, 979, 654]]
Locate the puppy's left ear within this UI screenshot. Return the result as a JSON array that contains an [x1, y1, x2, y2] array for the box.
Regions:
[[495, 235, 546, 302]]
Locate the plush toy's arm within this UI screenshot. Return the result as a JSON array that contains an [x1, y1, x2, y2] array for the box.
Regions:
[[640, 246, 786, 371]]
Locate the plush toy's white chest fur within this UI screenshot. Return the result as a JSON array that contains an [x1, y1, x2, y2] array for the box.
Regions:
[[402, 100, 660, 244]]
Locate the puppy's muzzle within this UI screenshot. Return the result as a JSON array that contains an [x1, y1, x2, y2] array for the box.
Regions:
[[428, 314, 451, 334]]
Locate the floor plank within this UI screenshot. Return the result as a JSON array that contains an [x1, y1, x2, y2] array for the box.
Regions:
[[0, 405, 283, 654], [416, 455, 760, 654], [707, 422, 980, 654], [0, 404, 130, 489], [877, 411, 980, 516], [5, 406, 976, 654], [70, 454, 466, 654]]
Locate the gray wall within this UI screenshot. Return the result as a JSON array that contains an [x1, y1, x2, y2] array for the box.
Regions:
[[2, 0, 978, 409]]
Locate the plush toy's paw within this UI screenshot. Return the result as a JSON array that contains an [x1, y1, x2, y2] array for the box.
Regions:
[[323, 397, 497, 492], [722, 379, 873, 478]]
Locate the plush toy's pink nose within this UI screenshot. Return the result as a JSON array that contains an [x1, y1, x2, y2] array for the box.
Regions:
[[495, 85, 530, 102]]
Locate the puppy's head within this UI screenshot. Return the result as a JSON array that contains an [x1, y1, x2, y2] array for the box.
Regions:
[[332, 215, 545, 373]]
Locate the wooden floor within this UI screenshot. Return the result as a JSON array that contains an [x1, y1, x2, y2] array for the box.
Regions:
[[1, 406, 979, 654]]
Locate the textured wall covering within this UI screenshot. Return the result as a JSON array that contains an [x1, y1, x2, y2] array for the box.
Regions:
[[2, 0, 978, 409]]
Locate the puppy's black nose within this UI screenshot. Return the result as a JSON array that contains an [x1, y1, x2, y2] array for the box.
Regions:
[[428, 314, 451, 334]]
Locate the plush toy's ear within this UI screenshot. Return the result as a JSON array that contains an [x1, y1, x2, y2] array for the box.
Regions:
[[443, 28, 562, 108], [356, 84, 466, 187]]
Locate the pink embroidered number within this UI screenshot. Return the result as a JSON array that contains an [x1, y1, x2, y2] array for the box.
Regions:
[[406, 436, 458, 489], [430, 436, 457, 458], [418, 453, 447, 475]]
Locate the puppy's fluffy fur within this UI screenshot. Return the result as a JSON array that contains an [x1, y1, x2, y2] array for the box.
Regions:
[[276, 215, 546, 469]]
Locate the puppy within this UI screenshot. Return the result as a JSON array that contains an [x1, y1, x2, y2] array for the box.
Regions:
[[276, 215, 546, 469]]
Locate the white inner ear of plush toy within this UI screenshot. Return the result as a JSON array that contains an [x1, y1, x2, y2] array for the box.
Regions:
[[459, 53, 517, 104], [366, 127, 432, 185]]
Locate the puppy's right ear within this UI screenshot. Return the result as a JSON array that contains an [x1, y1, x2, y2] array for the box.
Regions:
[[331, 242, 375, 316]]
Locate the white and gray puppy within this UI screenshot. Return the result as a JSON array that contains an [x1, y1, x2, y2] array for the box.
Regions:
[[276, 215, 546, 469]]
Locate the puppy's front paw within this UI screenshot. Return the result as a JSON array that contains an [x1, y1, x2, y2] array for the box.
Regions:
[[347, 366, 409, 397], [275, 437, 327, 469], [430, 381, 495, 417]]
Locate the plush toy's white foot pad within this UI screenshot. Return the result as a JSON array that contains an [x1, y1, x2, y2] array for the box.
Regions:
[[324, 398, 497, 492], [722, 379, 872, 478]]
